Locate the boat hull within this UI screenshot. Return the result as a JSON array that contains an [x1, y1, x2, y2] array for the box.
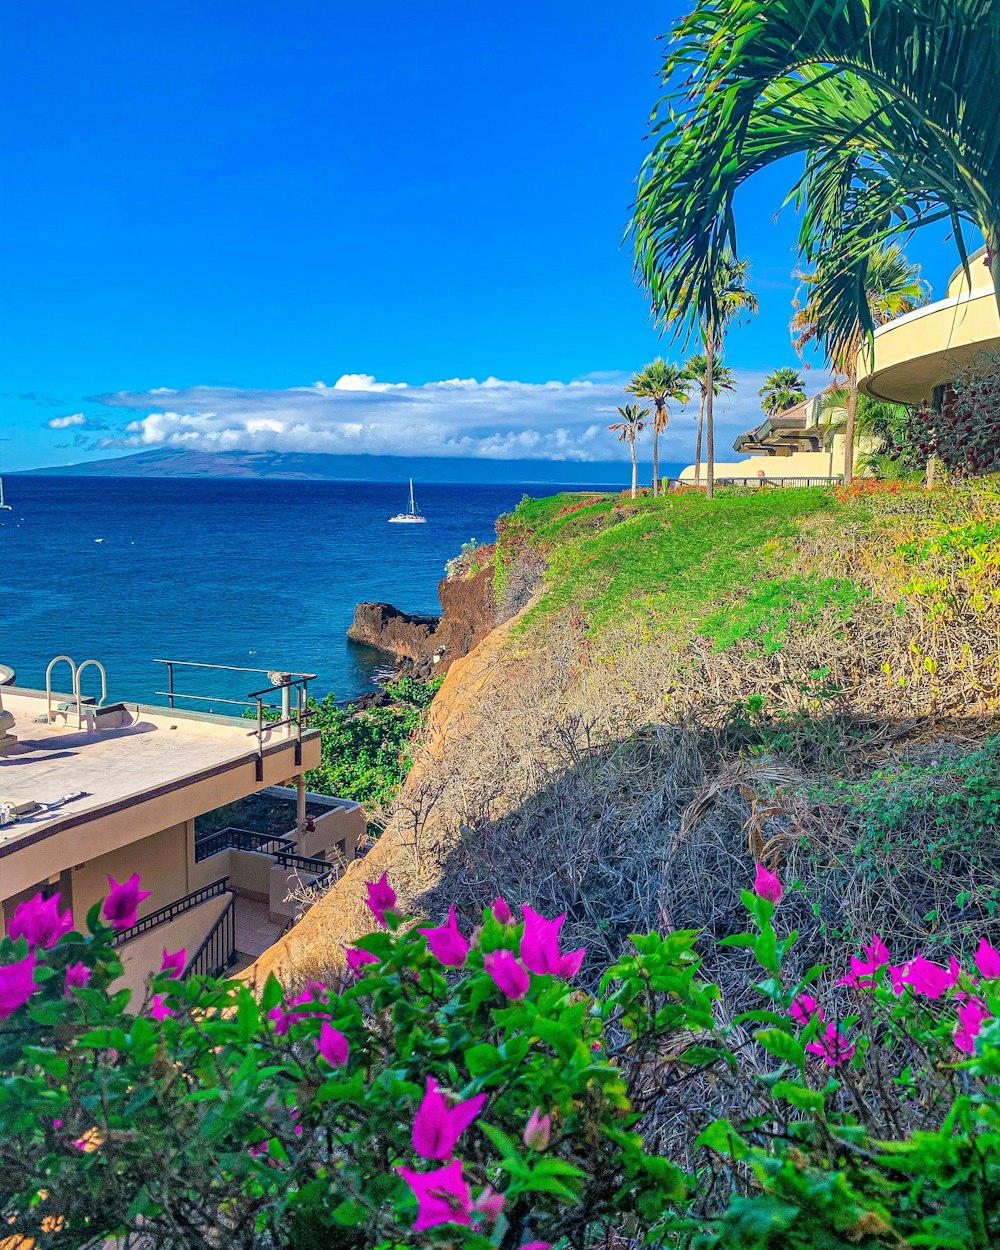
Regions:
[[388, 515, 426, 524]]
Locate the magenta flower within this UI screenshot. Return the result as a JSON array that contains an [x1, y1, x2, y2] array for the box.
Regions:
[[412, 1077, 486, 1160], [753, 863, 783, 905], [9, 892, 74, 949], [837, 934, 890, 987], [519, 905, 585, 978], [805, 1021, 855, 1067], [518, 1244, 552, 1250], [317, 1022, 350, 1067], [419, 905, 470, 968], [268, 1005, 291, 1035], [345, 946, 380, 977], [365, 872, 397, 928], [788, 993, 823, 1025], [484, 949, 530, 1000], [898, 954, 956, 1000], [160, 947, 186, 979], [148, 994, 175, 1022], [492, 897, 514, 925], [102, 874, 152, 930], [63, 962, 91, 996], [955, 998, 990, 1054], [397, 1158, 473, 1231], [975, 937, 1000, 979], [0, 954, 37, 1020], [522, 1107, 551, 1151], [473, 1186, 506, 1223]]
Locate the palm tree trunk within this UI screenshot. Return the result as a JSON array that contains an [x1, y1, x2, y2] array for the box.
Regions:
[[630, 441, 638, 499], [652, 423, 660, 497], [705, 328, 716, 501], [694, 393, 705, 486], [843, 372, 858, 484]]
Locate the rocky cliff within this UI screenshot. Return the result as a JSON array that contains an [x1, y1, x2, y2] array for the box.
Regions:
[[346, 545, 497, 676]]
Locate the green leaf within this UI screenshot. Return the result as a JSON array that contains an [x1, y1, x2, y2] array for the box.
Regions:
[[755, 1028, 806, 1070], [465, 1042, 502, 1076]]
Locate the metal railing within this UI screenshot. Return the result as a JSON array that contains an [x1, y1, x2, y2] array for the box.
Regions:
[[110, 877, 231, 947], [152, 659, 316, 780], [665, 475, 842, 490], [185, 893, 237, 978], [194, 826, 295, 863], [274, 850, 334, 888]]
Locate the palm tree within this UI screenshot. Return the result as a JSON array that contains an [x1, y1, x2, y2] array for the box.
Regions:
[[630, 1, 1000, 374], [625, 359, 691, 496], [816, 386, 913, 477], [791, 245, 926, 480], [758, 367, 807, 417], [683, 354, 735, 487], [609, 404, 648, 498]]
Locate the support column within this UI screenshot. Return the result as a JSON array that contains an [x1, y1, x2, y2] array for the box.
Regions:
[[296, 773, 307, 835]]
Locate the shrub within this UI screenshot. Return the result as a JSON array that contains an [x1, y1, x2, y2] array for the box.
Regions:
[[3, 869, 1000, 1247]]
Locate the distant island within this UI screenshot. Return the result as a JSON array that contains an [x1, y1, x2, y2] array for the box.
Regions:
[[18, 447, 649, 487]]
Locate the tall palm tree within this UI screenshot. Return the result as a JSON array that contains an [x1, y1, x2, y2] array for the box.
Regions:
[[758, 367, 807, 417], [630, 1, 1000, 375], [683, 354, 735, 487], [608, 404, 648, 498], [625, 359, 691, 496], [791, 245, 926, 480], [670, 253, 757, 499]]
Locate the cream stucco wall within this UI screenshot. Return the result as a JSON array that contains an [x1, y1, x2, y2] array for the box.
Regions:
[[113, 892, 231, 1002], [71, 821, 190, 930]]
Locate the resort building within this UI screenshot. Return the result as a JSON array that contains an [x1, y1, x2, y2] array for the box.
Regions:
[[0, 658, 363, 998], [857, 245, 1000, 405], [678, 392, 870, 485]]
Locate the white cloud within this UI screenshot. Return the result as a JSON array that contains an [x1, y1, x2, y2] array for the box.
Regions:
[[47, 412, 87, 429], [92, 369, 829, 464]]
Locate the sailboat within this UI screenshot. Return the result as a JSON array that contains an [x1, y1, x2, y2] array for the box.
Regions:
[[0, 479, 10, 512], [388, 478, 426, 524]]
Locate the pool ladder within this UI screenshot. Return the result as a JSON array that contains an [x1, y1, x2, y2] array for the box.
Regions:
[[45, 655, 107, 729]]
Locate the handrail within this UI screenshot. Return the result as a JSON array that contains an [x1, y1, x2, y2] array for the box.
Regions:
[[110, 877, 230, 947], [194, 826, 295, 863], [46, 655, 77, 724], [185, 894, 237, 979], [274, 850, 333, 887], [74, 659, 107, 728]]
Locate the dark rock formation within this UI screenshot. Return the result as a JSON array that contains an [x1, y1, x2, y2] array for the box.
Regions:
[[347, 545, 497, 675]]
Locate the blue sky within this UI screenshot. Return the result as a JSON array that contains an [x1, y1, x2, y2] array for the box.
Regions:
[[0, 1, 966, 475]]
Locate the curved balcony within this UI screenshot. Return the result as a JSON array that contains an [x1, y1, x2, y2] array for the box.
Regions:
[[858, 249, 1000, 405]]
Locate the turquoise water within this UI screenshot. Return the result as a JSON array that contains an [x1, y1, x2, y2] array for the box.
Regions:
[[0, 474, 651, 708]]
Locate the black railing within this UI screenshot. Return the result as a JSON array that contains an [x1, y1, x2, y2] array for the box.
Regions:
[[665, 475, 842, 490], [274, 850, 334, 888], [151, 659, 316, 780], [110, 877, 230, 947], [185, 894, 237, 978], [194, 826, 295, 863]]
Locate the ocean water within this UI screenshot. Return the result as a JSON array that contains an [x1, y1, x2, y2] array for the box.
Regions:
[[0, 474, 642, 709]]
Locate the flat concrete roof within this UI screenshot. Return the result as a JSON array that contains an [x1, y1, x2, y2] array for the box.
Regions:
[[0, 687, 319, 854]]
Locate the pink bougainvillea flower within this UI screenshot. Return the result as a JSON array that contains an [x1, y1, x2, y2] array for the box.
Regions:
[[954, 998, 990, 1054], [522, 1107, 551, 1151], [491, 897, 514, 925], [148, 994, 175, 1023], [484, 949, 530, 1000], [805, 1021, 856, 1067], [753, 863, 783, 905], [397, 1158, 473, 1231], [899, 954, 956, 1000], [9, 892, 74, 950], [473, 1186, 506, 1223], [0, 954, 37, 1020], [102, 874, 152, 930], [63, 962, 91, 996], [519, 905, 585, 978], [975, 937, 1000, 979], [268, 1004, 291, 1035], [412, 1077, 486, 1160], [160, 947, 186, 979], [788, 993, 824, 1025], [517, 1244, 552, 1250], [419, 905, 470, 968], [837, 934, 891, 987], [365, 872, 397, 928], [345, 946, 380, 977], [317, 1021, 350, 1067]]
